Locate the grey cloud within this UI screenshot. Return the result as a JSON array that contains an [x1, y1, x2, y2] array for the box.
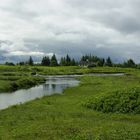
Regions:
[[67, 0, 140, 34], [0, 0, 140, 63], [96, 9, 140, 34]]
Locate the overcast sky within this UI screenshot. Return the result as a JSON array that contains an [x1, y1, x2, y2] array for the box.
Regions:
[[0, 0, 140, 63]]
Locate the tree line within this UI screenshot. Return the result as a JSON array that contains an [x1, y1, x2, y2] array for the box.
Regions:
[[14, 54, 77, 66], [80, 54, 136, 68], [4, 54, 137, 68]]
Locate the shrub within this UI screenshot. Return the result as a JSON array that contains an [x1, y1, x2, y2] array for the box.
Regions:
[[85, 88, 140, 114], [87, 64, 97, 68], [10, 82, 19, 91]]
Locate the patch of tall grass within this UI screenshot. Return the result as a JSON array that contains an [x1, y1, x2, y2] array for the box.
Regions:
[[85, 88, 140, 114]]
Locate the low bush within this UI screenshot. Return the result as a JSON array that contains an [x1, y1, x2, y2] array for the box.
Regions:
[[85, 88, 140, 114], [87, 64, 97, 68]]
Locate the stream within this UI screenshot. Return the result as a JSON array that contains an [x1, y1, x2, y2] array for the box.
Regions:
[[0, 73, 124, 110]]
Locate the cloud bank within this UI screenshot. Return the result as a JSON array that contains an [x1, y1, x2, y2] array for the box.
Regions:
[[0, 0, 140, 63]]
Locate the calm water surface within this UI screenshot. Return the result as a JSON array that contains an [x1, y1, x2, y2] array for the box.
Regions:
[[0, 75, 80, 110], [0, 73, 124, 110]]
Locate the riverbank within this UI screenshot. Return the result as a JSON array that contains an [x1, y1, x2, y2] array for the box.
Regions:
[[0, 65, 127, 93], [0, 76, 46, 93], [0, 75, 79, 110], [0, 74, 140, 139], [0, 65, 139, 76]]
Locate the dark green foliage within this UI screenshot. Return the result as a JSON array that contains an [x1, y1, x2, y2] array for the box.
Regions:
[[2, 53, 138, 69], [50, 54, 58, 66], [80, 54, 105, 67], [9, 77, 46, 91], [123, 59, 136, 68], [41, 56, 50, 66], [28, 56, 34, 66], [18, 61, 25, 66], [71, 58, 76, 66], [85, 88, 140, 114], [87, 64, 96, 68], [5, 62, 15, 66], [105, 57, 112, 67], [66, 54, 71, 66], [97, 58, 105, 66], [60, 57, 66, 66], [60, 54, 76, 66]]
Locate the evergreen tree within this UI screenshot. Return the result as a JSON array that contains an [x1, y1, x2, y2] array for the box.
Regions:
[[71, 58, 76, 66], [60, 57, 66, 66], [97, 58, 105, 66], [50, 54, 58, 66], [41, 56, 50, 66], [28, 56, 34, 65], [66, 54, 71, 66], [105, 57, 112, 67], [81, 56, 86, 61], [128, 59, 136, 67], [124, 59, 136, 68]]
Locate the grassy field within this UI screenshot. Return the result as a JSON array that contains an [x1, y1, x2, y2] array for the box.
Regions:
[[0, 68, 140, 139], [0, 65, 47, 93], [0, 64, 139, 75], [0, 64, 140, 93]]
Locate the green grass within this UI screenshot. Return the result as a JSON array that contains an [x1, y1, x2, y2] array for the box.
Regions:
[[0, 65, 140, 139], [31, 66, 132, 75], [0, 65, 47, 92], [0, 64, 139, 75], [0, 75, 140, 139], [0, 76, 46, 93], [0, 65, 129, 93]]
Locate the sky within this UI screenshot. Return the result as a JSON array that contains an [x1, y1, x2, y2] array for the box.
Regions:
[[0, 0, 140, 63]]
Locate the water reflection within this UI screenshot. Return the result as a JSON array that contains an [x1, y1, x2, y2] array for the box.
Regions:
[[0, 75, 80, 110]]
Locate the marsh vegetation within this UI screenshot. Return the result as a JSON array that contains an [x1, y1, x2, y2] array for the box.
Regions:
[[0, 65, 140, 139]]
